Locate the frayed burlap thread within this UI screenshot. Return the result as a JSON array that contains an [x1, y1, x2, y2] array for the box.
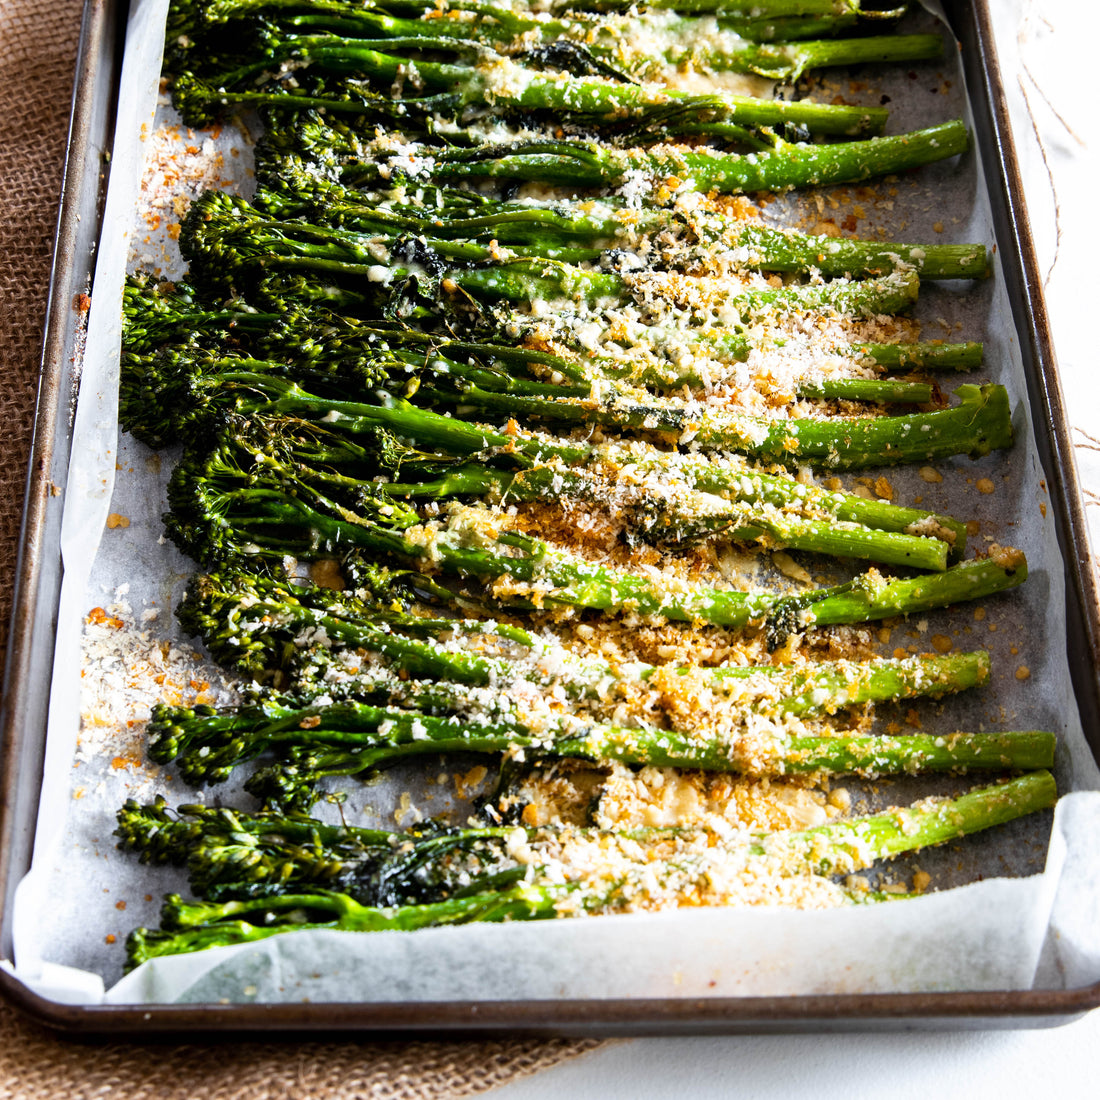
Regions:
[[0, 1, 601, 1090]]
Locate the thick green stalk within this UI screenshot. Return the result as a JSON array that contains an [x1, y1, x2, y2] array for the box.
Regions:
[[801, 551, 1027, 630], [853, 341, 984, 372], [176, 569, 992, 700], [705, 650, 991, 714], [458, 264, 920, 313], [769, 769, 1058, 872], [337, 530, 1024, 630], [735, 224, 988, 280], [657, 455, 966, 552], [180, 192, 927, 315], [179, 0, 940, 82], [720, 33, 941, 78], [164, 408, 954, 572], [384, 462, 950, 568], [214, 36, 891, 136], [126, 882, 562, 968], [591, 327, 982, 377], [123, 340, 970, 555], [711, 383, 1011, 469], [146, 650, 996, 786], [223, 364, 1003, 473], [172, 716, 1056, 797], [424, 120, 971, 194], [253, 167, 985, 281], [567, 729, 1055, 777], [426, 382, 1010, 470], [258, 118, 970, 196], [797, 378, 933, 403], [168, 0, 870, 45]]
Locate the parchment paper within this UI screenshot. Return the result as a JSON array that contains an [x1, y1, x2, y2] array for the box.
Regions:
[[6, 0, 1100, 1006]]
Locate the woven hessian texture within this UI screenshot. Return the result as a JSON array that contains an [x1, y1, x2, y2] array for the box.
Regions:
[[0, 1027, 600, 1099], [0, 0, 85, 659], [0, 1, 600, 1089]]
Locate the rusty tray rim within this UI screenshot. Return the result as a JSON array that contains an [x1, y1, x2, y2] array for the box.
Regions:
[[2, 0, 1100, 1037]]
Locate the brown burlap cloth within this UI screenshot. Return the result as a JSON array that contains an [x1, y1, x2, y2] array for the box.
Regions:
[[0, 1, 602, 1093]]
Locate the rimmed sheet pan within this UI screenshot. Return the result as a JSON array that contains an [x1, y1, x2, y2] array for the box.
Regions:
[[3, 0, 1100, 1034]]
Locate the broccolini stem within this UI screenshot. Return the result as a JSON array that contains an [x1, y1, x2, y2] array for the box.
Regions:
[[423, 121, 970, 194], [145, 649, 997, 788]]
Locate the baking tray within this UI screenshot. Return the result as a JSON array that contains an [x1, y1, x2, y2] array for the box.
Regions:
[[3, 0, 1100, 1036]]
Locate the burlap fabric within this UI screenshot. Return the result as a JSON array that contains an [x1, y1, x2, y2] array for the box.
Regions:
[[0, 1, 600, 1092]]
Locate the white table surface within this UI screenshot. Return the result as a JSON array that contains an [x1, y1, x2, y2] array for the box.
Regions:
[[488, 2, 1100, 1093]]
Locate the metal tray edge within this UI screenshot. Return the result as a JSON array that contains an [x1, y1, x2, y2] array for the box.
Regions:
[[1, 966, 1097, 1038]]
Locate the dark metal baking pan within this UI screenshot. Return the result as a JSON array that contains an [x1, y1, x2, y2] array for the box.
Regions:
[[2, 0, 1099, 1035]]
